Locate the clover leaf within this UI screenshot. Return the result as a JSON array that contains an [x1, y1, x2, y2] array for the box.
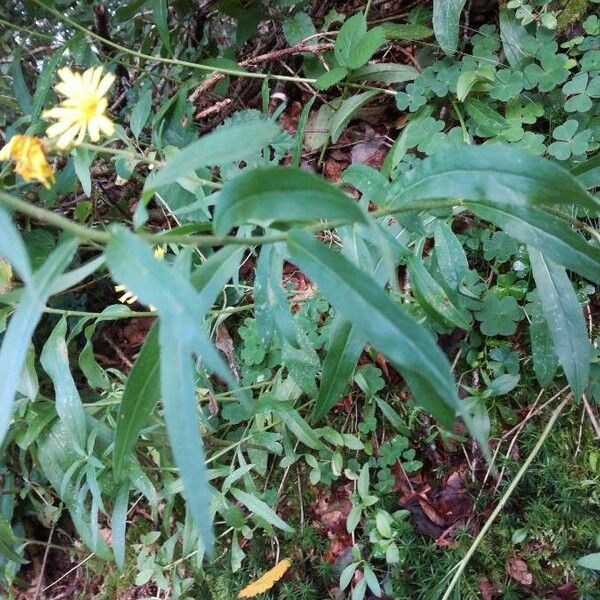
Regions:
[[476, 294, 522, 337], [395, 81, 428, 111], [515, 131, 546, 155], [489, 69, 524, 101], [548, 119, 592, 160], [581, 50, 600, 76], [562, 72, 600, 112], [483, 231, 519, 263]]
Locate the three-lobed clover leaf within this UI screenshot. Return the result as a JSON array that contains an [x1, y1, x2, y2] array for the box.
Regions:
[[489, 69, 524, 101], [581, 50, 600, 75], [395, 81, 428, 111], [483, 231, 519, 263], [515, 131, 546, 155], [562, 72, 600, 112], [476, 294, 522, 337], [548, 119, 592, 160]]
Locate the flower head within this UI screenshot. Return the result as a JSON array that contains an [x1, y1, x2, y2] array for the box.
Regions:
[[43, 66, 115, 149], [0, 135, 55, 188]]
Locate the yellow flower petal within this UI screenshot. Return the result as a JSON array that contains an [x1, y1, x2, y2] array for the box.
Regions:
[[1, 135, 54, 188], [237, 559, 291, 598], [43, 65, 115, 149]]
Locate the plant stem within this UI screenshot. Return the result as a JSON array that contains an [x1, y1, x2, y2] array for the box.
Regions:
[[441, 396, 570, 600], [0, 190, 111, 243]]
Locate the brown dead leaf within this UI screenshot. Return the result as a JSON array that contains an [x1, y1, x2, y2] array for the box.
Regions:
[[507, 557, 533, 586], [215, 324, 240, 382], [479, 577, 499, 600]]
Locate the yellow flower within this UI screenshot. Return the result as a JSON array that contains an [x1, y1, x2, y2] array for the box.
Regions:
[[0, 135, 55, 189], [237, 559, 291, 598], [43, 66, 115, 149], [114, 246, 165, 310]]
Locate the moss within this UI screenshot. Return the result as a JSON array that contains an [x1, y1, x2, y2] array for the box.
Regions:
[[556, 0, 589, 32]]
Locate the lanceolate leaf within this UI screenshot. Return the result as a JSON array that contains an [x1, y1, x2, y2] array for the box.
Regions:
[[143, 118, 281, 199], [0, 238, 78, 446], [433, 0, 467, 55], [159, 327, 215, 550], [287, 229, 461, 429], [312, 317, 366, 424], [330, 90, 379, 143], [391, 145, 598, 213], [0, 206, 33, 285], [529, 248, 590, 399], [254, 244, 299, 349], [113, 246, 245, 478], [105, 228, 249, 550], [407, 255, 472, 330], [214, 166, 366, 235], [40, 317, 88, 451], [469, 203, 600, 283], [113, 322, 160, 479], [230, 488, 294, 533]]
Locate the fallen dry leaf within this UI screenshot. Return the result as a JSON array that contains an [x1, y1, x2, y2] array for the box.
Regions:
[[479, 577, 499, 600], [507, 556, 533, 586], [237, 558, 291, 598]]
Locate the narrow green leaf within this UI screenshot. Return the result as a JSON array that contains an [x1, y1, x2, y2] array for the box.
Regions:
[[146, 118, 281, 194], [151, 0, 171, 52], [113, 322, 160, 478], [254, 244, 298, 348], [433, 0, 467, 55], [0, 238, 77, 446], [392, 145, 599, 213], [40, 317, 88, 450], [112, 484, 129, 570], [433, 221, 469, 290], [287, 230, 461, 429], [31, 47, 65, 120], [381, 23, 433, 41], [348, 63, 419, 84], [469, 203, 600, 283], [278, 409, 324, 450], [130, 89, 153, 139], [292, 95, 316, 168], [407, 255, 472, 330], [0, 516, 26, 564], [464, 98, 510, 135], [0, 206, 33, 285], [113, 246, 245, 478], [159, 327, 214, 550], [312, 317, 365, 423], [11, 52, 32, 114], [230, 488, 294, 533], [213, 166, 366, 236], [73, 147, 92, 197], [529, 248, 590, 399], [330, 90, 379, 143]]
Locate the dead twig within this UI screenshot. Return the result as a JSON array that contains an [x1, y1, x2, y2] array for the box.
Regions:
[[188, 42, 333, 103]]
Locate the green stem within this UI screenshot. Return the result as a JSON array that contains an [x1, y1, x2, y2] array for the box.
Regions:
[[451, 99, 471, 145], [0, 190, 110, 243], [32, 0, 317, 86], [441, 397, 569, 600]]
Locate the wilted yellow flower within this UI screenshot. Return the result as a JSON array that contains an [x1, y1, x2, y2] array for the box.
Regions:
[[114, 246, 165, 309], [43, 66, 115, 149], [0, 135, 55, 189], [237, 558, 291, 598]]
